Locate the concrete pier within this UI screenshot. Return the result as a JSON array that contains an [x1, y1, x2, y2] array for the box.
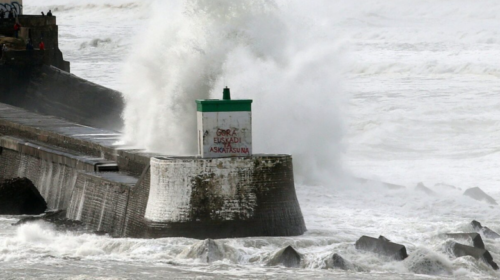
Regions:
[[0, 102, 306, 238]]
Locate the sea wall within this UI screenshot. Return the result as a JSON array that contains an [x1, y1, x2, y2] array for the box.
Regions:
[[0, 102, 306, 239], [0, 64, 124, 131], [0, 136, 115, 210], [67, 172, 137, 237]]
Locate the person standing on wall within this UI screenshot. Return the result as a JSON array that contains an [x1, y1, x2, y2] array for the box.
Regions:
[[47, 10, 53, 17], [14, 22, 21, 39]]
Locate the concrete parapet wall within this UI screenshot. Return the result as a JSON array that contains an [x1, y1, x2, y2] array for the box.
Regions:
[[18, 15, 57, 27], [0, 136, 117, 210], [67, 172, 136, 236], [23, 65, 123, 130], [0, 147, 78, 210]]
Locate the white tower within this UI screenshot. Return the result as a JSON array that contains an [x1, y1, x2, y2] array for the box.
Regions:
[[196, 87, 253, 158]]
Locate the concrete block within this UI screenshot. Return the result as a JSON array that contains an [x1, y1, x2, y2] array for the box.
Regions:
[[325, 253, 363, 271], [471, 220, 500, 239], [451, 243, 499, 270], [463, 187, 497, 205], [267, 246, 301, 268], [446, 233, 485, 249], [355, 235, 408, 260]]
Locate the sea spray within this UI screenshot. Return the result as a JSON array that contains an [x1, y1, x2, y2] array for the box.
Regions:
[[121, 0, 346, 184]]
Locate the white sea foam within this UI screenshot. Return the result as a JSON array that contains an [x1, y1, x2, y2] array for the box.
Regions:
[[3, 0, 500, 279]]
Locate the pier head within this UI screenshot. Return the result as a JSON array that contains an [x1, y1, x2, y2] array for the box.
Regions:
[[141, 88, 306, 238]]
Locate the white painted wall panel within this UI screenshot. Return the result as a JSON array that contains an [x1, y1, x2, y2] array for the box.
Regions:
[[197, 111, 252, 158]]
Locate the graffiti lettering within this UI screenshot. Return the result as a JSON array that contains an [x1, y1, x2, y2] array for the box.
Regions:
[[0, 2, 23, 16], [208, 127, 249, 155], [210, 146, 250, 154], [216, 128, 237, 137], [214, 137, 241, 144]]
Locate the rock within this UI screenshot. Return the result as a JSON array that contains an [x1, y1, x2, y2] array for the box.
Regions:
[[14, 210, 84, 232], [180, 239, 225, 263], [415, 183, 437, 196], [0, 177, 47, 215], [450, 243, 498, 270], [405, 248, 453, 276], [446, 233, 485, 249], [463, 187, 497, 205], [267, 246, 302, 268], [355, 235, 408, 260], [471, 220, 500, 239]]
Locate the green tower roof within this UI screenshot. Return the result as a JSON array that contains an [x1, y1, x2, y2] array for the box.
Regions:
[[196, 99, 253, 112], [196, 87, 252, 112]]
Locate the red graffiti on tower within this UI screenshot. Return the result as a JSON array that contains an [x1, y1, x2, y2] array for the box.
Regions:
[[209, 128, 250, 155]]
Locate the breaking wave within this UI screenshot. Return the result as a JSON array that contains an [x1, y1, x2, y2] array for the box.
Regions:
[[120, 0, 345, 183]]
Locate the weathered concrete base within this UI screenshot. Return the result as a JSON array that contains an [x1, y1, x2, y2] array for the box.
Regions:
[[355, 235, 408, 260], [141, 156, 306, 238]]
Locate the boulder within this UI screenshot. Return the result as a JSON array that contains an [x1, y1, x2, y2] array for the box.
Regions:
[[451, 243, 498, 270], [471, 220, 500, 239], [355, 235, 408, 260], [415, 183, 437, 196], [463, 187, 497, 205], [446, 233, 485, 249], [0, 177, 47, 215], [267, 246, 302, 268]]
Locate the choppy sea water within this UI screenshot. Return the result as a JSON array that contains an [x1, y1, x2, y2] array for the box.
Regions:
[[1, 0, 500, 279]]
